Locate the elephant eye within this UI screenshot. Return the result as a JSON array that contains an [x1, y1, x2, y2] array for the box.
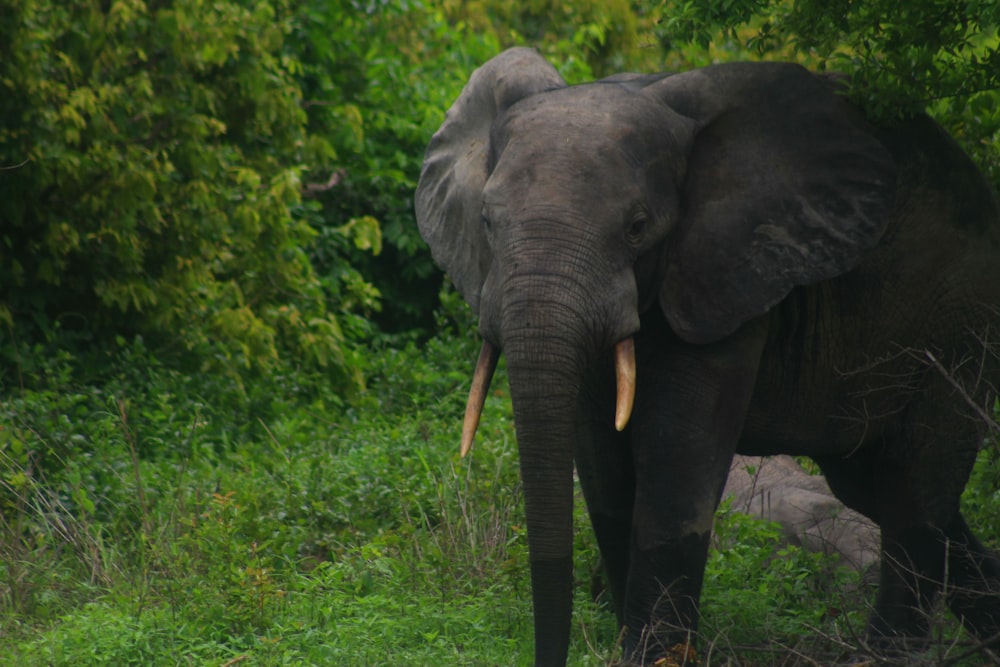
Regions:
[[626, 212, 648, 244], [481, 213, 492, 232]]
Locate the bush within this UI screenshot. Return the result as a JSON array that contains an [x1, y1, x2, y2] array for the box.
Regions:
[[0, 0, 366, 390], [0, 326, 536, 664]]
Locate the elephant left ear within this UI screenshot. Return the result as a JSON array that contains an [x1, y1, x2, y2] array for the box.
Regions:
[[642, 63, 897, 344]]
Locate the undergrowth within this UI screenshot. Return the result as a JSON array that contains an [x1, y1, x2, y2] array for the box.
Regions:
[[2, 326, 999, 665]]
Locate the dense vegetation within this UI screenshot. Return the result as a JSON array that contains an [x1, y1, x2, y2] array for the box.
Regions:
[[2, 1, 999, 664]]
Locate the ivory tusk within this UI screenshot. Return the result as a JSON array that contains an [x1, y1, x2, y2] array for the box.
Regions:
[[461, 340, 500, 457], [614, 338, 636, 431]]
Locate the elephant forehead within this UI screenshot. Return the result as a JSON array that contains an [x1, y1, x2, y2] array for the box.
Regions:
[[485, 136, 644, 208], [494, 84, 684, 162]]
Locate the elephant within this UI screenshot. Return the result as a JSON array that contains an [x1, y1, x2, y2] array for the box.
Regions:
[[414, 47, 1000, 666]]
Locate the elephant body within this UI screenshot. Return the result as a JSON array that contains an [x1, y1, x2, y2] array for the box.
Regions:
[[744, 115, 997, 461], [415, 48, 1000, 666]]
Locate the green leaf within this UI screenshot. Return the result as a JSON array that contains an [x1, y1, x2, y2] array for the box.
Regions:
[[338, 216, 383, 255]]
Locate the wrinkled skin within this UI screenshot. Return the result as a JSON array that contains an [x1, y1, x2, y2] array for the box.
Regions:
[[415, 48, 1000, 666]]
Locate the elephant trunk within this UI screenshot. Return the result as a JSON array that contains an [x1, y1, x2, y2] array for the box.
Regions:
[[504, 329, 582, 667], [495, 278, 634, 666]]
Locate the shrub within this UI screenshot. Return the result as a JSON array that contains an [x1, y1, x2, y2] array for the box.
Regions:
[[0, 0, 366, 390]]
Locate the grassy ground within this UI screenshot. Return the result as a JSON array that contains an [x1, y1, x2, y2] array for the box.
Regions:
[[2, 330, 999, 665]]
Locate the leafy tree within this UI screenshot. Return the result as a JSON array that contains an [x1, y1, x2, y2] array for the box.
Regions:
[[658, 0, 1000, 106], [0, 0, 674, 379], [449, 0, 663, 78], [654, 0, 1000, 183], [0, 0, 375, 390], [286, 1, 502, 333]]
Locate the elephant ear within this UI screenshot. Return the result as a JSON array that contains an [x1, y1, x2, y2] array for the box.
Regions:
[[643, 63, 897, 344], [415, 48, 566, 314]]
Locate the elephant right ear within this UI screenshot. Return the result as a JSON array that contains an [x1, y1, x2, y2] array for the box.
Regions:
[[415, 48, 566, 314], [642, 63, 898, 344]]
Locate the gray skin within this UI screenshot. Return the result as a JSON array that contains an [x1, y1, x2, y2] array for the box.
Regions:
[[415, 48, 1000, 666]]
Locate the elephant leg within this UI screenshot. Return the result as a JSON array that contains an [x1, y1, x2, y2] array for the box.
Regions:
[[816, 364, 995, 649], [575, 354, 635, 624], [814, 448, 940, 643], [621, 315, 767, 663], [816, 448, 959, 647], [942, 512, 1000, 639], [871, 513, 1000, 646], [875, 525, 948, 644]]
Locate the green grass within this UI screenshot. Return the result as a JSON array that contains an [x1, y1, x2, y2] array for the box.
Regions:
[[2, 330, 998, 665]]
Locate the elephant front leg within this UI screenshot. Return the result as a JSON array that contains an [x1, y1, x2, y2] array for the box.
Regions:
[[621, 430, 733, 663], [621, 315, 767, 664], [622, 528, 714, 659]]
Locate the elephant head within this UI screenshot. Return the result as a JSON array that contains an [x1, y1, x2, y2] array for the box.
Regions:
[[415, 48, 895, 665]]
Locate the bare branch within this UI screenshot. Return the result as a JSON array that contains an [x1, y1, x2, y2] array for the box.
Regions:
[[302, 168, 347, 197]]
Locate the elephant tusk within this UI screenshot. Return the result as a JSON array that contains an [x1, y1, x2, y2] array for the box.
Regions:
[[461, 340, 500, 457], [614, 337, 636, 432]]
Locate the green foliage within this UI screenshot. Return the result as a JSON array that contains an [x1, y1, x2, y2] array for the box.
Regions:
[[0, 327, 530, 664], [754, 1, 999, 114], [288, 1, 502, 332], [703, 500, 867, 649], [656, 0, 1000, 194], [449, 0, 664, 78], [659, 0, 774, 50], [0, 0, 674, 384], [0, 0, 369, 389], [652, 0, 1000, 182], [962, 439, 1000, 541], [3, 334, 1000, 665], [656, 0, 1000, 109], [937, 88, 1000, 189]]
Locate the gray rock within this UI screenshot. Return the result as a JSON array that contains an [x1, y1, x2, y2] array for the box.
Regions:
[[724, 455, 881, 574]]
